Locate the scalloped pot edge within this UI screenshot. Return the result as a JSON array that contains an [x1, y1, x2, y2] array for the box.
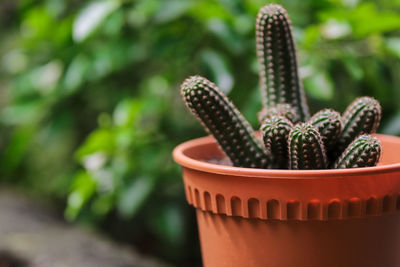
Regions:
[[173, 134, 400, 221]]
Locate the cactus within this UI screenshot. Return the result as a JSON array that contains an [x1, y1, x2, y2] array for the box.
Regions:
[[258, 103, 300, 124], [179, 4, 383, 171], [261, 115, 293, 169], [334, 97, 381, 158], [256, 4, 309, 121], [180, 76, 272, 168], [333, 135, 381, 169], [308, 109, 342, 152], [288, 123, 328, 170]]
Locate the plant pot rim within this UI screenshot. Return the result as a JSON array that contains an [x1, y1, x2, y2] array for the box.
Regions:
[[173, 133, 400, 179]]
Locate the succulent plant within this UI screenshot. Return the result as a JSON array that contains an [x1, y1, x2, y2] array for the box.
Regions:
[[308, 109, 342, 152], [288, 123, 328, 170], [261, 115, 293, 169], [258, 103, 300, 125], [333, 135, 381, 169], [179, 4, 382, 171], [334, 97, 381, 158], [256, 4, 309, 121], [180, 76, 272, 168]]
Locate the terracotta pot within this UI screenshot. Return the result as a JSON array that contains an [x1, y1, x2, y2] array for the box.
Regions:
[[173, 134, 400, 267]]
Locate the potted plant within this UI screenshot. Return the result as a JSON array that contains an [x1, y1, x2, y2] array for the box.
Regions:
[[173, 4, 400, 267]]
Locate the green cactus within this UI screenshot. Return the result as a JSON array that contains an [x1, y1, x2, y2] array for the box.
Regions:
[[180, 76, 272, 168], [333, 135, 381, 169], [256, 4, 309, 121], [288, 123, 328, 170], [261, 115, 293, 169], [258, 103, 300, 125], [179, 4, 383, 171], [334, 97, 381, 158], [308, 109, 342, 152]]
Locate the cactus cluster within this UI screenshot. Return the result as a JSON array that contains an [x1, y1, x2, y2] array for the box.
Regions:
[[180, 4, 382, 170]]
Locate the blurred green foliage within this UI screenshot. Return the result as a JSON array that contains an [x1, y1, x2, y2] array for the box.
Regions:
[[0, 0, 400, 265]]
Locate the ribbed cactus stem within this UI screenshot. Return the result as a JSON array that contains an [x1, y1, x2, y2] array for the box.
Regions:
[[308, 109, 342, 152], [180, 76, 272, 168], [258, 103, 300, 124], [261, 115, 293, 169], [288, 123, 327, 170], [333, 135, 381, 169], [256, 4, 309, 121], [335, 97, 381, 158]]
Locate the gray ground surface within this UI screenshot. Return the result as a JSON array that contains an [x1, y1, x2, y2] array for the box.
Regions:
[[0, 188, 169, 267]]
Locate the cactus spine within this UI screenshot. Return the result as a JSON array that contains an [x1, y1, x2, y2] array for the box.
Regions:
[[258, 103, 300, 125], [261, 115, 293, 169], [288, 123, 328, 170], [333, 135, 381, 169], [256, 4, 309, 121], [180, 76, 272, 168], [335, 97, 381, 158], [308, 109, 342, 152]]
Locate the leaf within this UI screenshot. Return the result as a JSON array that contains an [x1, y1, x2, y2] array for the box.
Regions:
[[206, 18, 243, 54], [65, 171, 97, 221], [201, 49, 234, 94], [302, 25, 321, 49], [75, 128, 115, 160], [320, 19, 351, 40], [117, 176, 155, 218], [385, 38, 400, 59], [73, 1, 120, 42], [154, 0, 193, 23], [319, 3, 400, 38], [31, 60, 63, 94], [0, 100, 46, 125], [189, 1, 231, 21], [0, 127, 35, 174], [88, 40, 134, 80], [126, 0, 159, 27], [352, 4, 400, 37], [91, 193, 114, 216], [62, 54, 91, 94], [113, 99, 142, 127], [233, 14, 253, 35], [304, 71, 334, 101], [1, 50, 28, 74], [343, 56, 363, 80], [20, 7, 52, 39], [103, 9, 124, 36]]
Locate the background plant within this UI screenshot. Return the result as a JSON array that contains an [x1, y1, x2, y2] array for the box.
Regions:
[[1, 0, 400, 266]]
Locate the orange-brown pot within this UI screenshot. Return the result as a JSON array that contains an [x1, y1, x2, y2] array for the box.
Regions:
[[173, 134, 400, 267]]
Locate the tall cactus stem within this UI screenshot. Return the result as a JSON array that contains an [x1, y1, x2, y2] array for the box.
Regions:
[[256, 4, 309, 121], [288, 123, 328, 169], [181, 76, 272, 168], [333, 135, 381, 169]]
